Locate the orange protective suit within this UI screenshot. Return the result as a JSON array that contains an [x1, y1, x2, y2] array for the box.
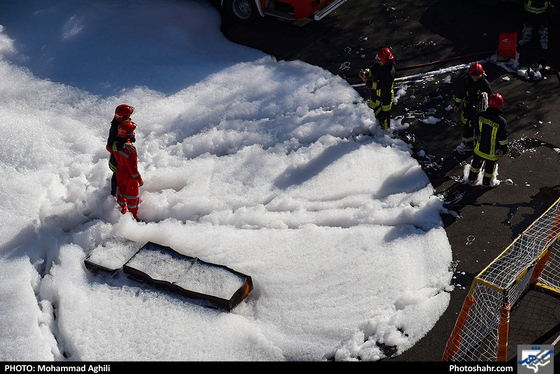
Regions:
[[107, 143, 143, 220]]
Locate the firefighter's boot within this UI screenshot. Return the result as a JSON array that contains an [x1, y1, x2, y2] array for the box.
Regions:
[[539, 26, 548, 49], [518, 24, 533, 45]]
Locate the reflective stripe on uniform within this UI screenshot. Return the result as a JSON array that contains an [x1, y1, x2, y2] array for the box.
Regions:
[[524, 0, 549, 14], [474, 116, 507, 161], [109, 161, 117, 173]]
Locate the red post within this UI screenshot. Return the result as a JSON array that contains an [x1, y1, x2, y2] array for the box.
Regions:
[[442, 296, 476, 361], [497, 303, 511, 361]]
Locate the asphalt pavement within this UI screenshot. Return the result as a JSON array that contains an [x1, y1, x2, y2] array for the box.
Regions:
[[218, 0, 560, 362]]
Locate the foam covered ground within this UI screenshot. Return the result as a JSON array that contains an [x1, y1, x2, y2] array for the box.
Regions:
[[0, 0, 452, 361]]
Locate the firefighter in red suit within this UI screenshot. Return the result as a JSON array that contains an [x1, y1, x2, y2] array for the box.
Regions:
[[107, 120, 144, 221]]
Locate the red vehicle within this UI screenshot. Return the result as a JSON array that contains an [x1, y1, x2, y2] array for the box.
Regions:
[[221, 0, 347, 23], [476, 0, 523, 4]]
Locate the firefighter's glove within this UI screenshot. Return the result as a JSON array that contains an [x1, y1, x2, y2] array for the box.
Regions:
[[496, 145, 508, 157]]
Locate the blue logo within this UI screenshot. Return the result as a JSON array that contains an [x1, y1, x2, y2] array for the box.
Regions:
[[517, 345, 554, 374]]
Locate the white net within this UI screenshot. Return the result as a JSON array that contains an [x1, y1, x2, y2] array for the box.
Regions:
[[538, 239, 560, 293], [443, 198, 560, 362]]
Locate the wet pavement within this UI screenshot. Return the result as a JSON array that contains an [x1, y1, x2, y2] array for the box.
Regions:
[[218, 0, 560, 361]]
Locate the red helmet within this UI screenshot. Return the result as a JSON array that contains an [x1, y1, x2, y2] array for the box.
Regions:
[[118, 120, 136, 139], [469, 63, 484, 76], [114, 104, 135, 121], [375, 48, 394, 64], [488, 93, 503, 109]]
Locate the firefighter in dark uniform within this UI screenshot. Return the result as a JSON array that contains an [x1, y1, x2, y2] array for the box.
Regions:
[[453, 63, 493, 153], [518, 0, 554, 49], [359, 48, 395, 131], [467, 93, 508, 187], [107, 104, 136, 196]]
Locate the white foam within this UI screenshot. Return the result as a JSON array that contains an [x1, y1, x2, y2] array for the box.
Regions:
[[0, 0, 452, 361]]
